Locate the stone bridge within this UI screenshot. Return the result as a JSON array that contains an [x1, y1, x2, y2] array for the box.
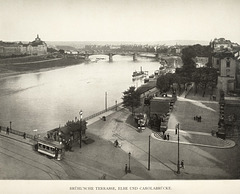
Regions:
[[77, 51, 161, 62]]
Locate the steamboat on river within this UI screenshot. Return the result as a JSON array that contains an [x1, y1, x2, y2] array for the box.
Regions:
[[132, 66, 148, 79]]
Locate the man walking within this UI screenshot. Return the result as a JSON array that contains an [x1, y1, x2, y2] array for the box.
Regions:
[[181, 160, 184, 169], [125, 164, 128, 174], [167, 133, 170, 140]]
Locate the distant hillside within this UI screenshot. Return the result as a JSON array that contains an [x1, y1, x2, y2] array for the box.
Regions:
[[158, 40, 210, 46], [55, 45, 78, 51], [46, 40, 210, 48]]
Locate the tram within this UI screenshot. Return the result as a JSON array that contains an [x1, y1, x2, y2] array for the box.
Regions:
[[35, 138, 65, 160]]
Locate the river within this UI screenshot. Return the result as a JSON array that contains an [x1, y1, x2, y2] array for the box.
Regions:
[[0, 55, 180, 134]]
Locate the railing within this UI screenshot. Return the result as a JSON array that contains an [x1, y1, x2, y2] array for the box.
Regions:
[[0, 102, 123, 139], [84, 102, 123, 121], [0, 126, 34, 139]]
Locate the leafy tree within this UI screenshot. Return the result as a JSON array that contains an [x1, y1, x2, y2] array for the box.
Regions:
[[122, 86, 141, 114], [191, 67, 218, 96], [156, 75, 170, 93], [181, 44, 213, 73], [192, 68, 202, 94], [47, 47, 58, 53], [59, 49, 65, 54]]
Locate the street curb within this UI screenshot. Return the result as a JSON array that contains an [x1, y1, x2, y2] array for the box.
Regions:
[[152, 132, 236, 149]]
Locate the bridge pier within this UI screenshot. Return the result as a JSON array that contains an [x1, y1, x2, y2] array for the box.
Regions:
[[109, 53, 113, 62], [85, 54, 89, 60], [133, 53, 137, 61]]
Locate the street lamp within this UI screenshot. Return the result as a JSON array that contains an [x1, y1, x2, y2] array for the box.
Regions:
[[148, 135, 151, 171], [79, 110, 83, 148], [128, 152, 131, 173], [177, 123, 180, 174]]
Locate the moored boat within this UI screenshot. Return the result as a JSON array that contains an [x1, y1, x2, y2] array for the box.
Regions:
[[132, 66, 146, 78]]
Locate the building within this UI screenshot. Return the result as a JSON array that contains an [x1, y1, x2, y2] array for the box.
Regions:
[[194, 56, 209, 68], [212, 51, 240, 94], [0, 34, 47, 57], [149, 96, 175, 132], [47, 119, 88, 149], [210, 38, 232, 52], [0, 41, 22, 56], [219, 97, 240, 138]]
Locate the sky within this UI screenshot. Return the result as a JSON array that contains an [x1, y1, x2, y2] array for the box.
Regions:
[[1, 0, 240, 43]]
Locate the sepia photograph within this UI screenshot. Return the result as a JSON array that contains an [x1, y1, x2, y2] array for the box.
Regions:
[[0, 0, 240, 193]]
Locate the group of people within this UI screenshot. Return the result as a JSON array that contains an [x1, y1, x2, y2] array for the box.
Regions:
[[194, 116, 202, 122], [163, 133, 170, 140]]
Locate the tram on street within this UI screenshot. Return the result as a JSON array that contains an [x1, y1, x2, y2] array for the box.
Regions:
[[35, 138, 65, 160]]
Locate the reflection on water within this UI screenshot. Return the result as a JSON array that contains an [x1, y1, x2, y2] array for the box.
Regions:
[[0, 55, 164, 134]]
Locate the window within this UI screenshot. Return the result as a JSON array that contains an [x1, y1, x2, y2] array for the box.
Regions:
[[226, 60, 230, 67]]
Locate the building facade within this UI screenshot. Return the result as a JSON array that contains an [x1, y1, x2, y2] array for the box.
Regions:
[[0, 35, 47, 57], [194, 56, 209, 68], [210, 38, 232, 52], [212, 51, 240, 94]]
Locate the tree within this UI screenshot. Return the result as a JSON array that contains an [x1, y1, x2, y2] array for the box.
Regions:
[[59, 49, 65, 54], [122, 86, 141, 114], [156, 75, 170, 93], [181, 44, 212, 74], [191, 67, 218, 96]]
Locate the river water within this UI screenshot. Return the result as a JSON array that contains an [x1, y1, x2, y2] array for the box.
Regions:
[[0, 55, 178, 134]]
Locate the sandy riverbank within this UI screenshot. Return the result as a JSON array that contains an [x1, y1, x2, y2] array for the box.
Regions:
[[0, 57, 85, 80]]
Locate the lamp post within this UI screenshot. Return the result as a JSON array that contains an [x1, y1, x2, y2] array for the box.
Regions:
[[177, 123, 180, 174], [128, 152, 131, 173], [79, 110, 83, 148], [148, 135, 151, 171], [105, 92, 108, 111]]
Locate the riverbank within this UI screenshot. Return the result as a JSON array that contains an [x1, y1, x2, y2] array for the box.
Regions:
[[0, 57, 85, 79]]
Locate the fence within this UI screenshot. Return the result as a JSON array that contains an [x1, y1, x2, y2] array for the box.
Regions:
[[0, 126, 34, 139], [84, 102, 123, 121], [0, 102, 123, 140]]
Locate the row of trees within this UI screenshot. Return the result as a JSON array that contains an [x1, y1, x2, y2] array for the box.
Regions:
[[122, 44, 218, 113], [155, 44, 217, 97], [181, 44, 212, 70], [156, 73, 188, 94]]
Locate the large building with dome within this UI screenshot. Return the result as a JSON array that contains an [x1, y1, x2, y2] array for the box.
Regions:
[[0, 35, 47, 57]]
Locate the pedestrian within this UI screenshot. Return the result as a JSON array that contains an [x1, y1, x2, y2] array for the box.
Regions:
[[181, 160, 184, 169], [6, 127, 9, 135], [164, 134, 167, 140], [162, 130, 165, 136], [194, 116, 196, 120], [125, 164, 128, 174], [23, 132, 26, 139], [114, 140, 119, 147], [167, 133, 170, 140], [199, 116, 202, 122]]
